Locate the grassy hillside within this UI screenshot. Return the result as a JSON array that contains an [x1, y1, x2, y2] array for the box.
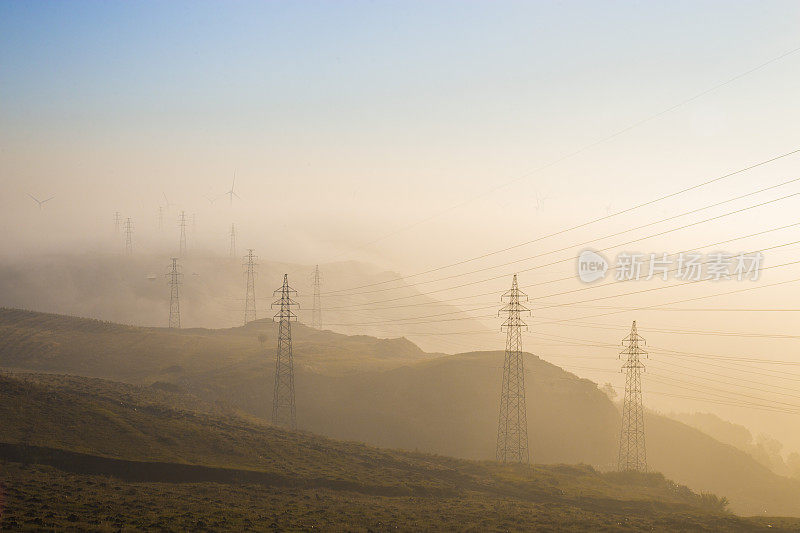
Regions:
[[0, 372, 773, 531], [3, 308, 800, 517], [0, 307, 430, 380], [184, 350, 619, 465]]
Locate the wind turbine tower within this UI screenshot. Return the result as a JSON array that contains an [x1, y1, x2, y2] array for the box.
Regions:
[[225, 172, 240, 206]]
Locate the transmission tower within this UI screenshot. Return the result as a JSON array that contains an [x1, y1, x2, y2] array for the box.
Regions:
[[157, 206, 164, 231], [178, 211, 188, 257], [114, 211, 121, 234], [167, 258, 182, 329], [123, 217, 134, 255], [271, 274, 299, 430], [618, 320, 648, 472], [244, 249, 257, 325], [312, 264, 322, 329], [496, 274, 531, 464], [229, 223, 237, 258]]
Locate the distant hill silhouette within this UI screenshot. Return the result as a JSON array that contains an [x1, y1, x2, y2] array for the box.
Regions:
[[0, 252, 489, 353]]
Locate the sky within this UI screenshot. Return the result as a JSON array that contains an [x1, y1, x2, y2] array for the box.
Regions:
[[3, 1, 800, 455]]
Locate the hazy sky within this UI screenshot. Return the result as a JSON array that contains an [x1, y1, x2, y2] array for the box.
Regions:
[[2, 1, 799, 261], [3, 1, 800, 453]]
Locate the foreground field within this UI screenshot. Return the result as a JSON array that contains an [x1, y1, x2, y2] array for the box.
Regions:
[[0, 461, 789, 532], [0, 371, 791, 531]]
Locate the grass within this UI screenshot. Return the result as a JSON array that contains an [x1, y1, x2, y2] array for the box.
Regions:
[[0, 461, 785, 532], [0, 371, 787, 531], [0, 307, 429, 383]]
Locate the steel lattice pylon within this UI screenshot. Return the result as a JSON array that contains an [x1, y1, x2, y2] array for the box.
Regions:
[[178, 211, 188, 257], [496, 274, 531, 464], [618, 320, 648, 472], [123, 217, 133, 255], [271, 274, 299, 430], [312, 265, 322, 329], [167, 258, 181, 329], [229, 224, 237, 258], [243, 249, 257, 325]]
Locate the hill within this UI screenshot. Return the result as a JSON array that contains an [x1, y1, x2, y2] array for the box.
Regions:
[[0, 307, 430, 380], [671, 411, 798, 478], [3, 308, 800, 516], [0, 252, 489, 353], [0, 371, 769, 531]]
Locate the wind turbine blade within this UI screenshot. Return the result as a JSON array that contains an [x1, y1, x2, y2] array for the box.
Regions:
[[233, 192, 241, 199], [27, 193, 39, 203], [42, 196, 55, 203]]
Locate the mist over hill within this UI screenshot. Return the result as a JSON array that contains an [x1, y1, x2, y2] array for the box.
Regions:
[[2, 308, 800, 516], [672, 411, 800, 480], [0, 251, 489, 353]]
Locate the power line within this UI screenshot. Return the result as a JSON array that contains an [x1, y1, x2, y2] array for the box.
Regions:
[[315, 259, 800, 328], [647, 373, 800, 412], [317, 46, 800, 282], [322, 203, 800, 312], [649, 358, 800, 401], [533, 262, 800, 327], [324, 176, 800, 298], [321, 220, 800, 311]]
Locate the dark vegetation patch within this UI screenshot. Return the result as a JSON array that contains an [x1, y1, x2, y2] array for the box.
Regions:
[[0, 461, 787, 532]]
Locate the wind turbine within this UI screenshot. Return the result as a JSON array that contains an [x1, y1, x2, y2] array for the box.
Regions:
[[162, 192, 175, 211], [533, 191, 551, 211], [225, 171, 240, 206], [28, 194, 55, 209]]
